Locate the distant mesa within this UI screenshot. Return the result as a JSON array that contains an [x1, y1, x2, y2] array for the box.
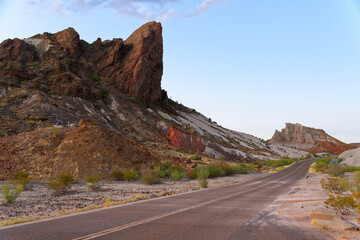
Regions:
[[268, 123, 355, 154]]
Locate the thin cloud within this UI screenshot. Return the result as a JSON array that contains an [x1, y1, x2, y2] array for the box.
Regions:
[[21, 0, 224, 20], [190, 0, 225, 17]]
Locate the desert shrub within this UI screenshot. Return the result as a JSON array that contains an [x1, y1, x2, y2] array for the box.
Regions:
[[354, 171, 360, 185], [14, 172, 31, 190], [206, 165, 225, 178], [223, 165, 236, 176], [328, 164, 345, 177], [141, 173, 160, 185], [86, 174, 101, 191], [234, 166, 248, 174], [1, 184, 22, 204], [52, 128, 60, 136], [344, 166, 360, 173], [111, 170, 124, 181], [313, 158, 332, 173], [47, 172, 74, 195], [163, 161, 173, 169], [197, 167, 209, 188], [320, 177, 350, 194], [189, 154, 201, 160], [169, 169, 185, 181], [186, 170, 197, 179], [325, 194, 357, 215], [123, 169, 139, 181], [164, 168, 173, 178], [262, 158, 295, 168], [153, 167, 166, 178]]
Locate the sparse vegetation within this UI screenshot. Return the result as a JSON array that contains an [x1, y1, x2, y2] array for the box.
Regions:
[[123, 169, 139, 181], [141, 173, 160, 185], [1, 184, 23, 204], [47, 173, 74, 195], [105, 195, 112, 207], [325, 194, 357, 215], [186, 170, 197, 179], [197, 167, 209, 188], [111, 170, 124, 181], [169, 168, 185, 181], [86, 174, 101, 191], [262, 158, 295, 168], [206, 164, 225, 178], [320, 177, 350, 194], [312, 157, 359, 176], [14, 172, 31, 190], [188, 154, 201, 160], [52, 128, 60, 136]]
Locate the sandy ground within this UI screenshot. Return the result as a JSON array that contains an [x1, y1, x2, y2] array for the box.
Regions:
[[271, 173, 360, 240], [0, 173, 262, 225]]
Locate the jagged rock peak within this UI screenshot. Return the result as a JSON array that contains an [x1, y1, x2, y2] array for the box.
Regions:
[[98, 21, 163, 106]]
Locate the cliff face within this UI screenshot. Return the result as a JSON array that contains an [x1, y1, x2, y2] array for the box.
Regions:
[[94, 22, 163, 106], [268, 123, 354, 154]]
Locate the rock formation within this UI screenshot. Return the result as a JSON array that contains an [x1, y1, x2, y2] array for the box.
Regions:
[[0, 22, 163, 106], [0, 23, 309, 180], [268, 123, 354, 154], [339, 148, 360, 167], [94, 21, 163, 106]]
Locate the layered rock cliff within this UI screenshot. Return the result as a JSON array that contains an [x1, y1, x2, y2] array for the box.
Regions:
[[268, 123, 354, 154]]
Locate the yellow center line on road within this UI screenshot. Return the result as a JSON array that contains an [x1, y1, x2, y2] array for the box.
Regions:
[[73, 161, 310, 240]]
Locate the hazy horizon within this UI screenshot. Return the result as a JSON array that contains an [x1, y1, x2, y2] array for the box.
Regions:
[[1, 0, 359, 143]]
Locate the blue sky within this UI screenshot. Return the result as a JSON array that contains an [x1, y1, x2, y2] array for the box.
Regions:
[[0, 0, 359, 143]]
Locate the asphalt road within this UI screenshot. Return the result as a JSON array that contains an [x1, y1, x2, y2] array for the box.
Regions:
[[0, 159, 333, 240]]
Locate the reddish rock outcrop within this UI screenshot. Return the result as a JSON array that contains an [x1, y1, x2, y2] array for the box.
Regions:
[[54, 27, 82, 57], [0, 38, 39, 68], [166, 125, 205, 153], [95, 21, 163, 106], [268, 123, 354, 154]]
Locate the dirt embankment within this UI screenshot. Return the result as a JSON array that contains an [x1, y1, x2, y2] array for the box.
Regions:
[[0, 126, 155, 180]]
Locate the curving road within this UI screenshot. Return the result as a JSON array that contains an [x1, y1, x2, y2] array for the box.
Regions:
[[0, 159, 333, 240]]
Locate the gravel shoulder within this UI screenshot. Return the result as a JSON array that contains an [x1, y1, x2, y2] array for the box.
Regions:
[[271, 173, 360, 240], [0, 173, 263, 226]]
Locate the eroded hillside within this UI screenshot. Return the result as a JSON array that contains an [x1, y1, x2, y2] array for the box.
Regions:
[[0, 22, 307, 180]]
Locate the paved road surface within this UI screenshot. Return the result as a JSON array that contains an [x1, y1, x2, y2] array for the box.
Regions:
[[0, 159, 333, 240]]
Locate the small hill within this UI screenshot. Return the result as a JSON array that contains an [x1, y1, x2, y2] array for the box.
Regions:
[[268, 123, 354, 154]]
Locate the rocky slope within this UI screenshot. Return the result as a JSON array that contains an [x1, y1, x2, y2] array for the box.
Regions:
[[268, 123, 354, 154], [339, 148, 360, 167], [0, 22, 306, 180]]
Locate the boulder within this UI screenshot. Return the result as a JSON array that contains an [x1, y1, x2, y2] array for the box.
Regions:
[[339, 148, 360, 167]]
